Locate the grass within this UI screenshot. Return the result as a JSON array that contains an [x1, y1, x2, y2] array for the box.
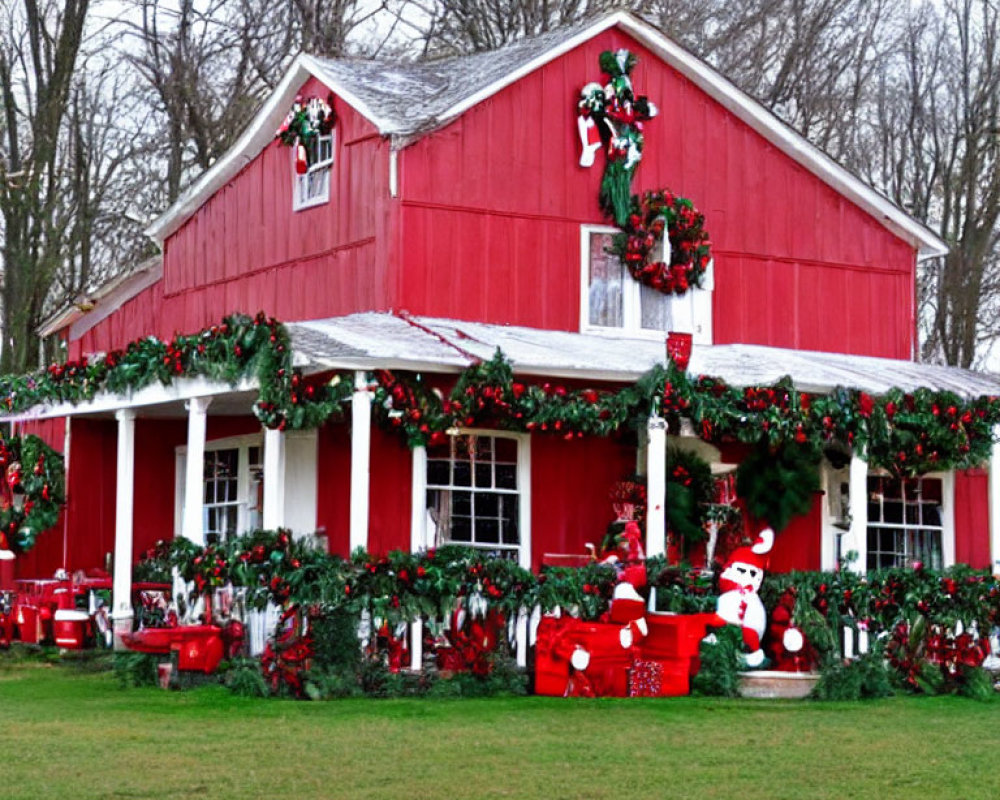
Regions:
[[1, 655, 999, 799]]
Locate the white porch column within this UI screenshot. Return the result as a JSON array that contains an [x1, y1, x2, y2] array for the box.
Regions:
[[350, 371, 372, 554], [645, 415, 667, 558], [182, 397, 211, 545], [262, 426, 286, 530], [112, 409, 136, 647], [845, 451, 869, 575], [988, 427, 1000, 575], [409, 444, 427, 671]]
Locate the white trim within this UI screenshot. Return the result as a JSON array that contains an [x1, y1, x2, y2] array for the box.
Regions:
[[112, 409, 136, 625], [0, 375, 260, 423], [181, 397, 212, 545], [282, 429, 319, 536], [845, 452, 868, 574], [291, 132, 334, 211], [144, 13, 944, 257], [39, 258, 163, 340], [516, 433, 532, 571], [645, 416, 667, 557], [940, 471, 956, 568], [349, 371, 372, 553], [410, 445, 428, 552], [263, 427, 286, 529], [819, 460, 849, 571], [389, 150, 399, 198]]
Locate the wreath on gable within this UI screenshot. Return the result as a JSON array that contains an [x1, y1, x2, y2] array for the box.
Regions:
[[608, 189, 712, 296], [576, 51, 712, 297], [276, 93, 336, 173], [0, 434, 66, 557]]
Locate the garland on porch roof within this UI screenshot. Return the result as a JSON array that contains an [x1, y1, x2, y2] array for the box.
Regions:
[[2, 313, 997, 493]]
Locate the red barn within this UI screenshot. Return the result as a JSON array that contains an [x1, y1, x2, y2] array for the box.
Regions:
[[6, 12, 1000, 635]]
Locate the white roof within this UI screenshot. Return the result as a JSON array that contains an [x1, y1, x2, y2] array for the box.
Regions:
[[289, 313, 1000, 397], [145, 12, 946, 258]]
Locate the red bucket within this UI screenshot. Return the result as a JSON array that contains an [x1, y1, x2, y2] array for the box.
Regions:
[[666, 331, 693, 370]]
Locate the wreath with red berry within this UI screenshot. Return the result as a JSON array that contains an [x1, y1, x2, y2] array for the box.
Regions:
[[608, 189, 712, 296], [0, 435, 66, 557]]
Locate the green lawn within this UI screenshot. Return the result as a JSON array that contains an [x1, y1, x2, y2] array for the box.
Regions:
[[1, 659, 998, 800]]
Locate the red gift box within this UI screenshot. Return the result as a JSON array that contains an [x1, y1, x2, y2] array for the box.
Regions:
[[629, 657, 690, 697]]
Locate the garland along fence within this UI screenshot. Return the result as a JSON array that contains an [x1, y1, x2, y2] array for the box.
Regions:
[[130, 530, 1000, 699]]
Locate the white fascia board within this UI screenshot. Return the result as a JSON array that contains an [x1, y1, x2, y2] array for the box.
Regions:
[[1, 375, 259, 423], [146, 57, 312, 244], [67, 261, 164, 342]]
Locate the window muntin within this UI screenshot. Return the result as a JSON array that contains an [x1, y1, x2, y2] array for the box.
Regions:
[[293, 133, 333, 210], [866, 476, 943, 570], [425, 434, 520, 559]]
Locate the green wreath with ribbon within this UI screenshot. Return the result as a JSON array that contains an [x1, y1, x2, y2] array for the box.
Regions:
[[0, 435, 66, 557]]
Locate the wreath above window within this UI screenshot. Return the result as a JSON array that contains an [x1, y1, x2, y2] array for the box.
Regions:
[[576, 50, 712, 298], [608, 190, 712, 295]]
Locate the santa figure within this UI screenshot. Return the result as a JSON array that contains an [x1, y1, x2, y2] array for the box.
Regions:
[[711, 527, 776, 668]]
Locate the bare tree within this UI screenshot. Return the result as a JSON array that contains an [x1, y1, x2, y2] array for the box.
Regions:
[[0, 0, 92, 372]]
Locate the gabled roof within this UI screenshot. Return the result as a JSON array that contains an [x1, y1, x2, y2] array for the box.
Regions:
[[146, 11, 947, 258]]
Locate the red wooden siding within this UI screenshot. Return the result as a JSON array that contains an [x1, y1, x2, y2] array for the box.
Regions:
[[367, 427, 412, 556], [529, 435, 636, 571], [768, 494, 823, 573], [398, 30, 916, 357], [954, 469, 991, 569]]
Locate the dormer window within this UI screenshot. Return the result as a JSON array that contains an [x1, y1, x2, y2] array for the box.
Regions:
[[293, 132, 334, 211], [580, 225, 714, 342]]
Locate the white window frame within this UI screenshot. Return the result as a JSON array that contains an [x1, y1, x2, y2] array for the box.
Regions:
[[863, 472, 954, 571], [292, 132, 334, 211], [411, 430, 531, 570], [175, 433, 264, 541], [579, 224, 714, 344]]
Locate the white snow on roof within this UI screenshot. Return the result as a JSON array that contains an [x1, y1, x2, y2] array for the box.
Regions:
[[287, 312, 1000, 398]]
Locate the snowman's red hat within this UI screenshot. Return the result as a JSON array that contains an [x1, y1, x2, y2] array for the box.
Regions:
[[725, 527, 774, 571]]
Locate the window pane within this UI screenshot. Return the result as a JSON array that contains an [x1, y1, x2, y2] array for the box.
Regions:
[[477, 518, 500, 544], [639, 282, 672, 331], [474, 463, 492, 488], [427, 460, 449, 486], [496, 464, 517, 490], [453, 461, 471, 487], [476, 492, 499, 517], [450, 518, 472, 542], [588, 232, 623, 328]]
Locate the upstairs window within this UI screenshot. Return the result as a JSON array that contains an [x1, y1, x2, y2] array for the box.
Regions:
[[580, 225, 713, 342], [293, 133, 333, 211]]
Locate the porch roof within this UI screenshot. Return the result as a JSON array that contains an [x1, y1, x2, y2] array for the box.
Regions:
[[289, 312, 1000, 398]]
